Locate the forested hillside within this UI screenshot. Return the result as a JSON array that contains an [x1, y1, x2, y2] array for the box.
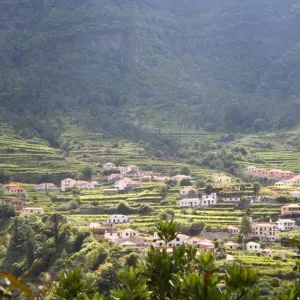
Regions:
[[1, 0, 300, 141]]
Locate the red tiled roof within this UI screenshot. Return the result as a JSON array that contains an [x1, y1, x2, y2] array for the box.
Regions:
[[4, 184, 21, 188]]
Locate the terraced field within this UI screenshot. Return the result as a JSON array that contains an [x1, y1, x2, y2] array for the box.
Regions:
[[20, 181, 283, 234], [0, 125, 87, 180]]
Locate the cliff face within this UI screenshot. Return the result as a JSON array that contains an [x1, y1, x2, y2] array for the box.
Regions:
[[1, 0, 300, 135]]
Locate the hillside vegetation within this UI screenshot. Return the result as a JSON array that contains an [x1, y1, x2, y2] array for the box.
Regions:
[[1, 0, 300, 142]]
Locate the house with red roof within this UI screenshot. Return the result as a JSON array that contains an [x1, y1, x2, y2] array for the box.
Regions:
[[0, 198, 24, 211], [108, 173, 123, 181], [251, 222, 278, 241], [34, 183, 58, 191], [114, 178, 140, 190], [61, 178, 100, 191], [2, 184, 28, 199]]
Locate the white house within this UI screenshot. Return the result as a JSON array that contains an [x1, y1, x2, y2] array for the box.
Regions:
[[103, 162, 116, 169], [246, 242, 261, 253], [245, 166, 257, 174], [184, 237, 202, 247], [201, 193, 217, 200], [222, 196, 241, 202], [114, 178, 140, 190], [108, 173, 123, 181], [107, 214, 129, 223], [275, 181, 285, 187], [228, 225, 240, 234], [153, 232, 190, 247], [34, 183, 58, 191], [199, 197, 217, 206], [167, 234, 190, 247], [61, 178, 77, 192], [22, 207, 44, 214], [286, 175, 300, 186], [61, 179, 100, 191], [198, 240, 215, 253], [251, 222, 278, 241], [179, 198, 201, 207], [118, 166, 130, 175], [104, 228, 139, 239], [127, 165, 139, 172], [180, 187, 198, 198], [118, 229, 139, 238], [105, 229, 147, 246], [224, 241, 239, 250], [86, 181, 100, 189], [276, 219, 297, 231], [291, 191, 300, 199], [261, 248, 273, 256]]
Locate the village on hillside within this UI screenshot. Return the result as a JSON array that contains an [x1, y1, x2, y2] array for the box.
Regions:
[[1, 161, 300, 268]]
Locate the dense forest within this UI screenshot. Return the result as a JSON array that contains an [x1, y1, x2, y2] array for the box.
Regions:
[[2, 0, 300, 141]]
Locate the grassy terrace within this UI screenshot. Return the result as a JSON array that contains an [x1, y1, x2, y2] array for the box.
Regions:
[[0, 128, 84, 177]]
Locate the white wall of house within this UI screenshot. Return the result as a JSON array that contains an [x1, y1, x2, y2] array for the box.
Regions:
[[153, 233, 190, 247], [35, 183, 58, 191], [291, 191, 300, 198], [247, 242, 260, 252], [276, 219, 297, 231], [200, 197, 217, 206], [61, 179, 77, 192], [222, 197, 241, 202], [22, 207, 44, 214], [103, 163, 116, 169], [107, 215, 129, 223], [179, 198, 201, 207]]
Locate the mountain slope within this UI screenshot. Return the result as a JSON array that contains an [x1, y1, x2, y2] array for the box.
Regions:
[[1, 0, 300, 139]]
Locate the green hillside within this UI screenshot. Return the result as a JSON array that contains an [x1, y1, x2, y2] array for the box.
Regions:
[[1, 0, 300, 140]]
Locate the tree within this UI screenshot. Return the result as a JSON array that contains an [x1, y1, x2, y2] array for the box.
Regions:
[[0, 205, 15, 220], [138, 204, 153, 214], [204, 184, 214, 195], [180, 166, 191, 176], [116, 202, 131, 215], [166, 179, 177, 187], [196, 179, 205, 188], [25, 227, 35, 267], [98, 261, 121, 293], [246, 208, 252, 217], [72, 230, 90, 252], [240, 215, 252, 239], [155, 219, 178, 245], [51, 269, 102, 299], [253, 182, 261, 194], [111, 267, 150, 300], [47, 214, 67, 251], [180, 178, 191, 186], [125, 253, 140, 268], [225, 263, 260, 299], [81, 167, 93, 180], [10, 216, 23, 248]]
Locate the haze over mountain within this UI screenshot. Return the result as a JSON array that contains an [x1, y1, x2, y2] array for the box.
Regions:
[[1, 0, 300, 142]]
